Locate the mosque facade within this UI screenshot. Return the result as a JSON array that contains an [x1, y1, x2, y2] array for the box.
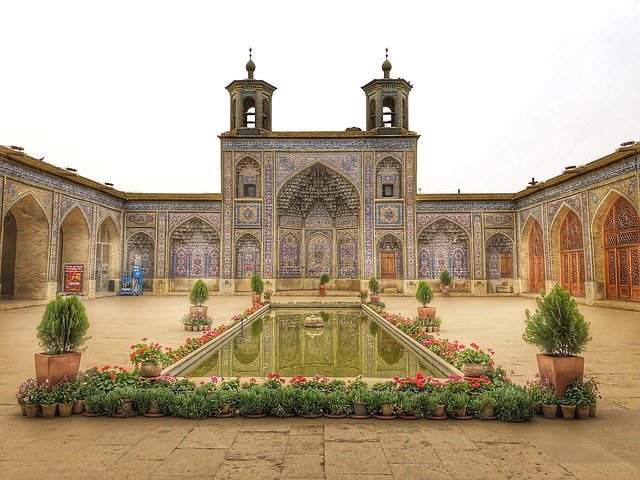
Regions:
[[1, 55, 639, 308]]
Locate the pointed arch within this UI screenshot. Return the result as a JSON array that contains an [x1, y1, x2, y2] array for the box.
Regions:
[[127, 232, 155, 288], [338, 232, 358, 278], [2, 193, 49, 299], [95, 216, 121, 293], [377, 233, 403, 279], [523, 217, 545, 293], [376, 157, 402, 198], [485, 232, 513, 280], [279, 232, 301, 278], [418, 219, 469, 279], [59, 206, 90, 294], [170, 217, 220, 278], [306, 232, 332, 277], [236, 157, 261, 198], [235, 233, 261, 279], [594, 192, 640, 301], [549, 205, 585, 297]]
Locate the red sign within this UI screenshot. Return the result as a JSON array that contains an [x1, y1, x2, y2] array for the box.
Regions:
[[63, 264, 84, 294]]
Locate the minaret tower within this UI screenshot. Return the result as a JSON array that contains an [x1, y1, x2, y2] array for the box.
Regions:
[[226, 48, 277, 132], [361, 49, 412, 131]]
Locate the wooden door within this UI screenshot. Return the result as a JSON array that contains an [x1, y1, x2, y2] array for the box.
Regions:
[[500, 252, 512, 278], [380, 252, 396, 279], [560, 211, 585, 296], [529, 220, 545, 292], [604, 197, 640, 302]]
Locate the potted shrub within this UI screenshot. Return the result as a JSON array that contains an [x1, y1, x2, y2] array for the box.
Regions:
[[539, 387, 559, 419], [35, 294, 90, 389], [470, 391, 498, 420], [357, 290, 368, 304], [495, 384, 536, 422], [368, 276, 381, 303], [188, 279, 209, 318], [522, 285, 591, 397], [319, 274, 330, 296], [454, 345, 492, 378], [323, 390, 350, 418], [415, 280, 435, 320], [263, 290, 272, 304], [564, 380, 592, 420], [439, 270, 453, 296], [52, 376, 77, 417], [250, 274, 264, 307], [130, 338, 169, 378]]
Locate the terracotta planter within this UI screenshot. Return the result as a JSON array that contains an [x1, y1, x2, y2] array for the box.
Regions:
[[58, 402, 73, 417], [576, 405, 590, 420], [40, 404, 57, 419], [560, 404, 576, 420], [20, 403, 26, 416], [369, 294, 380, 304], [589, 403, 597, 417], [536, 354, 584, 398], [140, 360, 163, 378], [433, 404, 446, 417], [541, 404, 558, 419], [380, 403, 394, 417], [189, 306, 208, 318], [417, 306, 436, 320], [25, 404, 40, 418], [72, 399, 85, 414], [34, 352, 82, 389], [252, 293, 262, 307], [462, 363, 486, 378], [318, 284, 326, 296], [442, 285, 451, 296]]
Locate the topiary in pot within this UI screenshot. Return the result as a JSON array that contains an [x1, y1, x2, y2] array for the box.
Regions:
[[188, 279, 210, 318], [415, 280, 436, 320], [250, 274, 265, 307], [439, 270, 453, 296], [368, 276, 381, 303], [522, 284, 591, 397], [35, 295, 90, 388], [318, 274, 330, 296]]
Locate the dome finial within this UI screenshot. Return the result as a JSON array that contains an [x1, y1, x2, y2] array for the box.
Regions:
[[382, 47, 392, 79], [246, 47, 256, 79]]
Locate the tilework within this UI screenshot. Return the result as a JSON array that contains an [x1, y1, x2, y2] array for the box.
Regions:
[[89, 204, 97, 281], [486, 233, 513, 280], [484, 229, 515, 242], [4, 179, 53, 221], [338, 233, 358, 278], [222, 152, 233, 278], [171, 244, 220, 278], [484, 212, 514, 227], [169, 213, 221, 233], [306, 233, 332, 276], [126, 212, 156, 227], [335, 215, 358, 228], [377, 233, 404, 278], [417, 200, 516, 212], [417, 220, 470, 279], [364, 153, 374, 277], [417, 213, 471, 235], [263, 154, 274, 278], [582, 191, 593, 282], [518, 205, 543, 238], [279, 215, 303, 228], [275, 152, 362, 192], [157, 212, 167, 278], [48, 193, 60, 280], [97, 206, 121, 236], [60, 195, 93, 226], [233, 151, 262, 164], [375, 202, 404, 227], [223, 137, 416, 151], [375, 151, 404, 163], [405, 152, 416, 278], [235, 234, 261, 278], [279, 233, 300, 278], [234, 202, 262, 227], [547, 195, 582, 226], [127, 231, 155, 278], [473, 213, 483, 279], [125, 201, 221, 212], [126, 227, 156, 241]]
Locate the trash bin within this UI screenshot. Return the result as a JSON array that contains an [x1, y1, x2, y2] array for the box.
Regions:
[[108, 280, 115, 292]]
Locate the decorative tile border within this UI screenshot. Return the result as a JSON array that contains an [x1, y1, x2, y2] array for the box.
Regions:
[[223, 137, 416, 151], [375, 202, 404, 227], [234, 202, 262, 227]]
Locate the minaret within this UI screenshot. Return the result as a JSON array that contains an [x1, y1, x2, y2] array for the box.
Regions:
[[361, 49, 412, 131], [226, 48, 277, 132]]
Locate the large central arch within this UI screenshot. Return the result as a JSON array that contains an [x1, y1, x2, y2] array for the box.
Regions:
[[276, 163, 360, 289]]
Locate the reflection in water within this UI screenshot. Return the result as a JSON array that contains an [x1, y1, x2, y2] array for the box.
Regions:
[[187, 310, 445, 378]]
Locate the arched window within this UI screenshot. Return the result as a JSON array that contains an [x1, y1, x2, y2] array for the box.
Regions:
[[383, 96, 395, 127], [368, 99, 376, 130], [243, 98, 256, 128], [560, 210, 585, 296], [604, 197, 640, 301], [262, 98, 271, 130], [528, 220, 545, 293]]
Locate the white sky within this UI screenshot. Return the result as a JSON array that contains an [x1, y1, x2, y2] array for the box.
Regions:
[[2, 1, 639, 194]]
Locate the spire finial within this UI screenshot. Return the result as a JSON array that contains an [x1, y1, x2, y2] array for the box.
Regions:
[[382, 47, 392, 79], [246, 47, 255, 79]]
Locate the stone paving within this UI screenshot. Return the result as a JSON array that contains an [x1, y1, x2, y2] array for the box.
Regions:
[[1, 293, 639, 479]]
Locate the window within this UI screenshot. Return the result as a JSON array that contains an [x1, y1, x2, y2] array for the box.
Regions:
[[382, 184, 394, 197], [243, 184, 256, 197]]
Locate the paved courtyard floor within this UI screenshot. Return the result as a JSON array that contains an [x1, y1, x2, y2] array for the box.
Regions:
[[0, 293, 639, 479]]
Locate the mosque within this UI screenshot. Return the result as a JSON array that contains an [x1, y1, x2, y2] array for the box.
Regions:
[[1, 53, 639, 308]]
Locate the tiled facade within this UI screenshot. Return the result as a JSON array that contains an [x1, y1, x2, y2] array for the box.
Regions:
[[1, 59, 639, 306]]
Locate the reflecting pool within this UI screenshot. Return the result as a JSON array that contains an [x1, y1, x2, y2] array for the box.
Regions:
[[185, 309, 447, 378]]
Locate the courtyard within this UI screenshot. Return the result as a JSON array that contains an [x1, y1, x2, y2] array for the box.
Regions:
[[0, 294, 639, 479]]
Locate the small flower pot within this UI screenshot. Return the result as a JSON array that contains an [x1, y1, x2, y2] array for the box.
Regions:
[[589, 403, 597, 417], [20, 403, 26, 416], [72, 399, 85, 414], [25, 404, 40, 418], [380, 403, 394, 417], [352, 401, 368, 417], [40, 403, 57, 419], [58, 402, 73, 417], [433, 404, 446, 417], [541, 404, 558, 419], [462, 363, 486, 378], [140, 361, 162, 378], [560, 404, 576, 420], [576, 405, 590, 420]]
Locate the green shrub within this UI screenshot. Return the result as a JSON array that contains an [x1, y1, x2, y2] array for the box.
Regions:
[[439, 270, 453, 286], [37, 295, 90, 354], [415, 280, 434, 307], [523, 284, 591, 356], [250, 274, 265, 295], [495, 385, 536, 422], [368, 276, 380, 295], [319, 274, 330, 285], [188, 279, 209, 306]]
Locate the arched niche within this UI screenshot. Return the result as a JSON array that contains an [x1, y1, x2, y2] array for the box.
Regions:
[[236, 157, 261, 198], [418, 219, 469, 279], [127, 232, 155, 291], [376, 157, 402, 198], [59, 206, 90, 294], [549, 206, 585, 297], [1, 194, 49, 299], [170, 218, 220, 279], [235, 233, 261, 280], [95, 217, 120, 293], [377, 233, 403, 280], [485, 233, 513, 280]]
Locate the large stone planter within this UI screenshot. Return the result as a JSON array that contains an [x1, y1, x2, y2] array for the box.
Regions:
[[536, 354, 584, 398], [34, 352, 82, 389], [417, 306, 436, 320], [189, 306, 208, 318]]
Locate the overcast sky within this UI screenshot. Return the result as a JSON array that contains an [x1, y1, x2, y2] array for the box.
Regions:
[[2, 1, 639, 194]]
